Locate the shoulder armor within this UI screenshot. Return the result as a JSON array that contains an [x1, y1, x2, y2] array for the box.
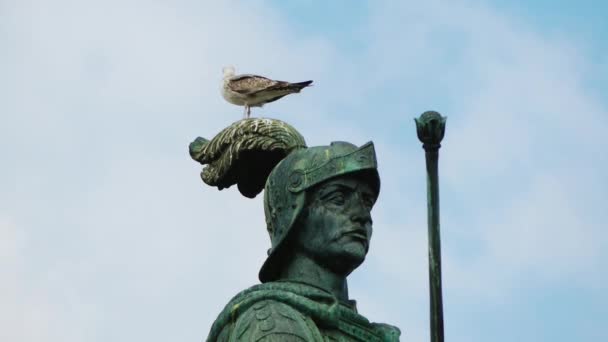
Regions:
[[371, 322, 401, 341], [214, 324, 233, 342], [230, 300, 322, 342]]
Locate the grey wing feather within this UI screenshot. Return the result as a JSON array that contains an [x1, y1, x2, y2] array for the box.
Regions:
[[262, 94, 289, 104], [228, 75, 278, 95]]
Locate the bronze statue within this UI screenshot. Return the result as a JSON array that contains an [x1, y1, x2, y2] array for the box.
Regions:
[[190, 118, 401, 341]]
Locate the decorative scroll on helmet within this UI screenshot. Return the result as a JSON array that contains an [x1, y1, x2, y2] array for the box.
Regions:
[[189, 118, 307, 198]]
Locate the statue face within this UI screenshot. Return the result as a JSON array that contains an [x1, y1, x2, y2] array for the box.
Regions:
[[293, 174, 376, 276]]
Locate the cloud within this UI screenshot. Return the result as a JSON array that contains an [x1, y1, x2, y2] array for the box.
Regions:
[[0, 215, 65, 340], [338, 1, 608, 339], [1, 0, 607, 341], [0, 0, 337, 340]]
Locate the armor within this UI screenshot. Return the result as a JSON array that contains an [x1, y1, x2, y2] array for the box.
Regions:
[[207, 282, 400, 342]]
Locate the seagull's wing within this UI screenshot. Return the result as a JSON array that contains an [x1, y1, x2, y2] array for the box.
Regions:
[[227, 74, 280, 95], [262, 94, 290, 104]]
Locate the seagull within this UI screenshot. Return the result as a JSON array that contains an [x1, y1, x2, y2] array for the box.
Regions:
[[221, 66, 313, 118]]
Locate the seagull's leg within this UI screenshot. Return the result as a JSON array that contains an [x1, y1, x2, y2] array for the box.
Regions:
[[243, 105, 248, 119], [247, 106, 251, 118]]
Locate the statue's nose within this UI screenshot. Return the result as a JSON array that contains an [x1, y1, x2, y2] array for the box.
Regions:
[[349, 197, 372, 226]]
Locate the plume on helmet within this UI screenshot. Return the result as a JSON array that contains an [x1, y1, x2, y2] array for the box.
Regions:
[[189, 118, 307, 198]]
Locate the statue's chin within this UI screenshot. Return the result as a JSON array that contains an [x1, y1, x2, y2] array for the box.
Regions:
[[324, 243, 367, 276]]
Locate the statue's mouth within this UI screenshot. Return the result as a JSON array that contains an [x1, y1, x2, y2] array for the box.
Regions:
[[341, 229, 368, 243]]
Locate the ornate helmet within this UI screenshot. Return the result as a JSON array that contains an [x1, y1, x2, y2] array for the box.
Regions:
[[260, 141, 379, 282], [189, 119, 380, 283]]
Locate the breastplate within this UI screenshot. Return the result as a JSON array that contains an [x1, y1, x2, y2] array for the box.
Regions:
[[318, 303, 396, 342]]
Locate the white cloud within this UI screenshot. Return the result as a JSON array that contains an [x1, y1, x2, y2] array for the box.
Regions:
[[345, 1, 607, 339], [0, 215, 76, 340], [1, 0, 607, 341], [0, 1, 336, 340]]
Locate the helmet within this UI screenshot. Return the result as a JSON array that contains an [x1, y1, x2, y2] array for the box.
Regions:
[[259, 141, 380, 282]]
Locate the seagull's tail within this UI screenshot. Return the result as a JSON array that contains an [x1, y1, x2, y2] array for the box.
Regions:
[[287, 80, 313, 92]]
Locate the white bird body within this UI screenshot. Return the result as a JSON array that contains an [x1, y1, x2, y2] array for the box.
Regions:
[[221, 66, 313, 117]]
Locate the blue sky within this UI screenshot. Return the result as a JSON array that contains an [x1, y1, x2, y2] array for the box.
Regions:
[[1, 0, 607, 341]]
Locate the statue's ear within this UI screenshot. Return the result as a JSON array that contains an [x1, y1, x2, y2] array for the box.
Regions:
[[189, 119, 306, 198]]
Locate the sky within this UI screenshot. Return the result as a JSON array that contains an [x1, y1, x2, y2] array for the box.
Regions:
[[1, 0, 607, 341]]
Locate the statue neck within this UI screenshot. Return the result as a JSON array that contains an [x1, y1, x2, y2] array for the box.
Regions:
[[279, 252, 349, 302]]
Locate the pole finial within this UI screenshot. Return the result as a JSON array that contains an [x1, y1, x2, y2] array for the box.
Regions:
[[415, 111, 447, 150]]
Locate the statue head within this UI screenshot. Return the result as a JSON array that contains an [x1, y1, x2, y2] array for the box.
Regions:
[[194, 119, 402, 342], [260, 141, 380, 282], [189, 119, 380, 282]]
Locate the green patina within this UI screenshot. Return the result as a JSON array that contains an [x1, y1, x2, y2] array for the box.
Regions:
[[207, 281, 400, 342], [190, 118, 401, 341], [415, 111, 447, 342]]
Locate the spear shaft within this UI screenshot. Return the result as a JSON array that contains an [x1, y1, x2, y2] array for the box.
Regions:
[[415, 111, 447, 342]]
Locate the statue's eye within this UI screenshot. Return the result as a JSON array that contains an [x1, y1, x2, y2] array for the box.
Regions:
[[362, 195, 375, 208], [326, 192, 346, 205]]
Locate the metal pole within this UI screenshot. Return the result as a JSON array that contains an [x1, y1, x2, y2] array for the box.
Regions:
[[415, 111, 447, 342]]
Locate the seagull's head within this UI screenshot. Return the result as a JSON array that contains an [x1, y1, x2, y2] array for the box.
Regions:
[[222, 66, 236, 79]]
